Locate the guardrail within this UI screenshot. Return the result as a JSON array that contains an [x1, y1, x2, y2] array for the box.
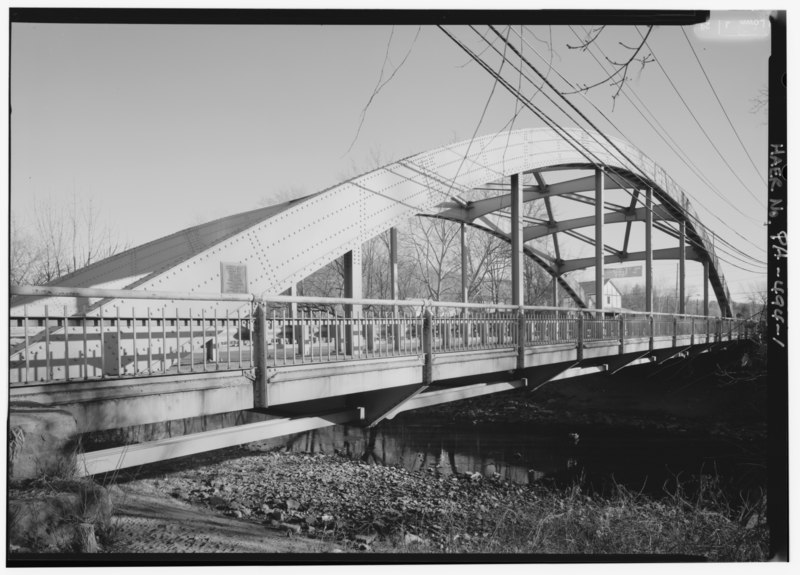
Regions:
[[10, 286, 749, 385]]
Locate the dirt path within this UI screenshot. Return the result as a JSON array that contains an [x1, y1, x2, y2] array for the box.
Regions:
[[106, 478, 328, 554]]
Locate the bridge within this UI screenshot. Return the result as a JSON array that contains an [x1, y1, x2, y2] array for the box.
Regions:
[[9, 127, 749, 479]]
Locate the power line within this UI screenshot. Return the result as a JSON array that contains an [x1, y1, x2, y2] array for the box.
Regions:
[[680, 27, 766, 186], [449, 26, 766, 279], [507, 26, 767, 266], [562, 25, 767, 240], [448, 23, 763, 286], [442, 25, 513, 197], [635, 26, 765, 209], [560, 25, 767, 259], [478, 26, 766, 270]]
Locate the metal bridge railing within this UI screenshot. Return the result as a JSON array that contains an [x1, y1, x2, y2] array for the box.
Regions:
[[260, 306, 424, 366], [9, 301, 254, 385], [10, 285, 750, 386]]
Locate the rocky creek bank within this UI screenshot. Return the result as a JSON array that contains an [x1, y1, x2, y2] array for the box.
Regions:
[[121, 448, 541, 553]]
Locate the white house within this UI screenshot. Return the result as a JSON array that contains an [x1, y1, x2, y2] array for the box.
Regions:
[[575, 279, 623, 309]]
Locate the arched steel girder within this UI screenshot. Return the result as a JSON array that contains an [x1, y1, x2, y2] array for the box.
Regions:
[[559, 246, 701, 274], [438, 162, 732, 315], [10, 127, 732, 318], [438, 171, 638, 223], [522, 205, 674, 242]]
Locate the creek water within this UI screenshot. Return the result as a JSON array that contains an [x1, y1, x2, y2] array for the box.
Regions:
[[279, 418, 765, 500]]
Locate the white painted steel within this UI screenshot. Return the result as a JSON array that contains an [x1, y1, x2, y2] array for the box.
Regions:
[[77, 409, 362, 476], [10, 127, 732, 317]]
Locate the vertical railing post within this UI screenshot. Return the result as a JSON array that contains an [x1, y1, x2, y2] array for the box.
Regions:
[[619, 314, 625, 355], [649, 314, 654, 355], [517, 307, 526, 370], [577, 313, 585, 361], [423, 306, 434, 385], [691, 317, 695, 346], [297, 311, 306, 359], [672, 315, 678, 348], [253, 302, 268, 408], [366, 314, 376, 354], [64, 306, 70, 382], [390, 228, 401, 352]]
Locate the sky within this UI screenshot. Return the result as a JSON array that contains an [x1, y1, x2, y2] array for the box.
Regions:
[[9, 10, 772, 306]]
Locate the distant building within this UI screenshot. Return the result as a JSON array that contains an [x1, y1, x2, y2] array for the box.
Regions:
[[571, 279, 623, 309]]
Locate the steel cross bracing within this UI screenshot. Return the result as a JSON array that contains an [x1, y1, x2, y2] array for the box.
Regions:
[[9, 127, 734, 378]]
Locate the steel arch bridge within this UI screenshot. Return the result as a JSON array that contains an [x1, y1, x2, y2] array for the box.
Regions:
[[11, 127, 732, 319], [10, 127, 749, 478]]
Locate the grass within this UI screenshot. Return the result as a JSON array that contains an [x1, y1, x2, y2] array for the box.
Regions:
[[370, 474, 769, 559], [8, 439, 128, 554]]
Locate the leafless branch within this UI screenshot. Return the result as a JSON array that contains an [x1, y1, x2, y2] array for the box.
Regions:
[[562, 25, 654, 106], [344, 26, 422, 155], [566, 25, 606, 51]]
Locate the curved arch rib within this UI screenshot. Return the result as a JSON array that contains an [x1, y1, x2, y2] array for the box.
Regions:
[[11, 127, 733, 317]]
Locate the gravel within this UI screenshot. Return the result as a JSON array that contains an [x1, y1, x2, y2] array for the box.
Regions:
[[148, 449, 540, 551]]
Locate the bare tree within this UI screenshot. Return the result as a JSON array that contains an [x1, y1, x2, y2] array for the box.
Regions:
[[10, 215, 40, 286], [11, 192, 127, 285], [463, 226, 509, 302], [405, 216, 461, 301]]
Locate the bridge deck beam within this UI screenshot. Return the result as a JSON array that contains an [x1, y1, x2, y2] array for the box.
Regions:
[[76, 408, 363, 477]]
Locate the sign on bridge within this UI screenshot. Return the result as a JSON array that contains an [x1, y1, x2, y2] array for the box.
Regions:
[[221, 262, 249, 293], [605, 266, 642, 279]]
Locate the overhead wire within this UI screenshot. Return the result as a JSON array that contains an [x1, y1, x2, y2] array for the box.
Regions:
[[448, 25, 767, 280], [680, 27, 766, 186], [487, 25, 767, 271], [634, 26, 765, 209], [569, 27, 768, 263], [440, 25, 513, 198], [470, 25, 766, 272], [561, 24, 766, 241], [444, 22, 759, 283], [521, 24, 767, 257]]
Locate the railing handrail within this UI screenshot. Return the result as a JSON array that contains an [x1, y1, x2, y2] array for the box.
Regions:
[[10, 285, 743, 322], [11, 285, 254, 303]]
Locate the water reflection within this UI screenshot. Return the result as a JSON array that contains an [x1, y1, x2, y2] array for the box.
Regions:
[[282, 422, 579, 485], [278, 420, 762, 498]]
